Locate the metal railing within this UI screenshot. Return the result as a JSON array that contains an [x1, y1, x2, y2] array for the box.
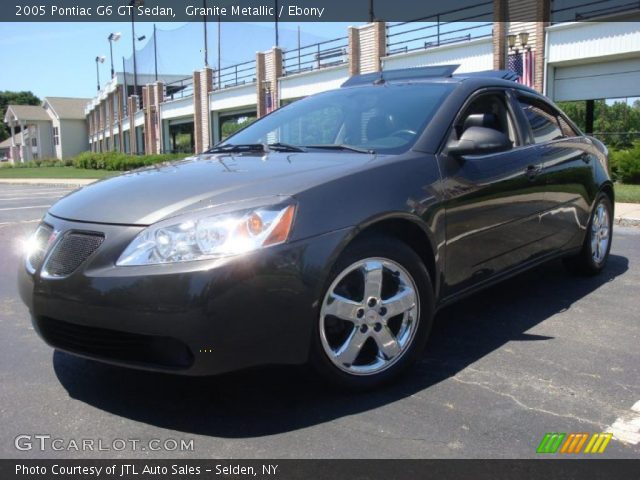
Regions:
[[551, 0, 640, 22], [165, 76, 194, 100], [386, 1, 493, 56], [216, 59, 257, 89], [282, 36, 349, 76]]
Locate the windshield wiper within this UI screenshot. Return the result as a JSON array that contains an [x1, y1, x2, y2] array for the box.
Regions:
[[305, 144, 376, 154], [267, 142, 307, 152], [205, 143, 265, 154]]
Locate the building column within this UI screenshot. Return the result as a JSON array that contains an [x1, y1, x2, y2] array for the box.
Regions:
[[534, 0, 551, 93], [9, 123, 18, 163], [108, 93, 115, 151], [128, 95, 139, 154], [256, 52, 267, 118], [350, 22, 386, 74], [36, 123, 42, 159], [374, 21, 386, 71], [193, 67, 213, 153], [142, 86, 152, 155], [265, 47, 283, 114], [256, 46, 283, 120], [20, 122, 29, 162], [348, 26, 361, 76], [153, 82, 164, 153], [492, 0, 507, 70], [87, 112, 92, 152], [116, 86, 124, 152], [90, 111, 95, 150]]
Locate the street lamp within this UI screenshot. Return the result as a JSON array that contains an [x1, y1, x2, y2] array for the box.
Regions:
[[107, 32, 121, 78], [95, 55, 106, 91], [129, 0, 144, 96]]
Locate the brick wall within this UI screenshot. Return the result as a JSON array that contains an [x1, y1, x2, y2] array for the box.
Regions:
[[256, 52, 266, 118], [348, 26, 360, 76], [193, 68, 213, 153], [127, 95, 138, 154], [493, 0, 507, 69]]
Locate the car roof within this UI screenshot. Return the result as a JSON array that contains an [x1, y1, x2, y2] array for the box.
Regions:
[[341, 65, 540, 96]]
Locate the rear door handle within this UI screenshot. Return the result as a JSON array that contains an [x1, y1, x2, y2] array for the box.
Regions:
[[526, 164, 542, 179]]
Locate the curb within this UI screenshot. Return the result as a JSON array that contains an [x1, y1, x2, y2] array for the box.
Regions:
[[615, 218, 640, 228]]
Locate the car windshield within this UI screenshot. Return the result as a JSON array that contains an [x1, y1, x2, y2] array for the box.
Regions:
[[221, 83, 454, 154]]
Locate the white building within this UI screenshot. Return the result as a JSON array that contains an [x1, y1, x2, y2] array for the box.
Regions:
[[3, 97, 91, 163]]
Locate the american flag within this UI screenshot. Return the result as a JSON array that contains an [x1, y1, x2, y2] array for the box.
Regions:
[[507, 52, 523, 80], [265, 90, 273, 114], [507, 50, 535, 88]]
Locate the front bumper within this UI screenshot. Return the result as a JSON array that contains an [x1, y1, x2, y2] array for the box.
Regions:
[[19, 213, 351, 375]]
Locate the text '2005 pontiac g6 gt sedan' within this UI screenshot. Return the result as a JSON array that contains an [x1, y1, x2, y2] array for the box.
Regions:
[[19, 66, 613, 389]]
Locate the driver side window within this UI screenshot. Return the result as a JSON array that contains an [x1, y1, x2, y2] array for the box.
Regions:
[[454, 92, 517, 147]]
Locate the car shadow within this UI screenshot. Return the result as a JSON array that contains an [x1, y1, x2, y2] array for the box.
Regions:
[[53, 254, 628, 438]]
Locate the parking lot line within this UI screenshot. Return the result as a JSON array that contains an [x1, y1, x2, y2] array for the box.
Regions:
[[0, 205, 50, 212], [0, 219, 41, 227], [0, 190, 72, 196], [607, 400, 640, 445], [0, 196, 64, 202]]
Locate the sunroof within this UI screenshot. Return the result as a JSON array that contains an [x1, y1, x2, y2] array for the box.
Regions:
[[342, 65, 460, 87]]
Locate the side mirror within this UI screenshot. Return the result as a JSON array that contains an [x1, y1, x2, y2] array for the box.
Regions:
[[447, 126, 512, 157]]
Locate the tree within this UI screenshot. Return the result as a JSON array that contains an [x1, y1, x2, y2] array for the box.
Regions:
[[557, 99, 640, 147], [220, 116, 256, 140], [0, 91, 41, 142]]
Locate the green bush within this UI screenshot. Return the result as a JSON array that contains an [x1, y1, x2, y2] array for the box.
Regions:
[[609, 142, 640, 184], [1, 158, 64, 169], [2, 152, 186, 171], [72, 151, 185, 171]]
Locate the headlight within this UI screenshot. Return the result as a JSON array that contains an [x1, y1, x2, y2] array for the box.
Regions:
[[116, 204, 296, 266]]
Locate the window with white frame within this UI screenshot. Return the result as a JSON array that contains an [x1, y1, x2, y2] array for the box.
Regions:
[[53, 126, 59, 146]]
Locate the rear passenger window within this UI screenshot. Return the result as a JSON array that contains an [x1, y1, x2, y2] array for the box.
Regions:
[[519, 98, 563, 144]]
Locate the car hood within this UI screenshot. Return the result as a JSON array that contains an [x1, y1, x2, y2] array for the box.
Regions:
[[49, 152, 375, 226]]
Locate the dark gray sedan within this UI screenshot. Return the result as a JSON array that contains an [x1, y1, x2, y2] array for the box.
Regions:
[[19, 66, 613, 389]]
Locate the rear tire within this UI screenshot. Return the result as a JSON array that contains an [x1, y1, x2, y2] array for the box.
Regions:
[[310, 235, 434, 390], [563, 193, 613, 275]]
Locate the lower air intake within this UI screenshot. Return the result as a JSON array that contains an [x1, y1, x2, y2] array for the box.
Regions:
[[43, 232, 104, 277]]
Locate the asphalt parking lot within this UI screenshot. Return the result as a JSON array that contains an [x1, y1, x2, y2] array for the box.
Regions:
[[1, 183, 639, 459]]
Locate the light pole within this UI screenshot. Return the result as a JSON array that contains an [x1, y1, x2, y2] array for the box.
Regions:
[[95, 55, 106, 91], [202, 0, 208, 67], [107, 32, 121, 78], [129, 0, 144, 96], [274, 0, 279, 46]]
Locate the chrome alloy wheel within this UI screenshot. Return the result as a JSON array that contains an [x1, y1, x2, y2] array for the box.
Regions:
[[319, 258, 420, 376], [590, 202, 610, 264]]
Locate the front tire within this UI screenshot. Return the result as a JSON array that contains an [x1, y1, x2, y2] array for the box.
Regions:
[[310, 235, 434, 390], [563, 193, 613, 275]]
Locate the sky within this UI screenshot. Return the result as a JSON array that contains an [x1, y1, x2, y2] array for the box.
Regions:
[[2, 21, 638, 105], [0, 21, 361, 100]]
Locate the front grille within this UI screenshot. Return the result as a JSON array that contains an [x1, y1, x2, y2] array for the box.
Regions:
[[37, 316, 194, 369], [27, 224, 54, 271], [43, 232, 104, 277]]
